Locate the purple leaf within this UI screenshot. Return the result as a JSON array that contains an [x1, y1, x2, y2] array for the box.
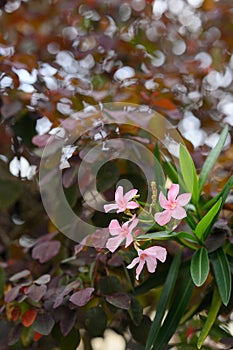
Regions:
[[36, 232, 58, 243], [53, 287, 66, 309], [26, 284, 47, 302], [107, 254, 124, 267], [92, 228, 109, 249], [32, 240, 61, 263], [4, 286, 21, 303], [69, 288, 94, 307], [53, 280, 81, 309], [32, 313, 55, 335], [106, 293, 131, 310]]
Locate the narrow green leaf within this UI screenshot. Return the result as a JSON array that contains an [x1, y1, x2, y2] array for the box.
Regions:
[[151, 266, 194, 350], [210, 248, 232, 306], [199, 126, 229, 195], [145, 251, 181, 350], [203, 175, 233, 211], [175, 231, 198, 243], [163, 161, 179, 184], [138, 231, 197, 243], [137, 231, 173, 240], [185, 211, 197, 230], [179, 144, 199, 203], [190, 247, 209, 286], [197, 288, 222, 349], [195, 198, 222, 241]]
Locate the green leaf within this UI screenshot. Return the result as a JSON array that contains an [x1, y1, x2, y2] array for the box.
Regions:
[[145, 251, 181, 350], [198, 126, 229, 195], [185, 211, 197, 230], [84, 307, 107, 337], [195, 198, 222, 241], [203, 175, 233, 211], [60, 329, 80, 350], [137, 231, 173, 240], [197, 288, 222, 349], [130, 315, 152, 346], [151, 266, 194, 350], [163, 161, 179, 184], [179, 144, 199, 203], [138, 231, 197, 243], [190, 247, 209, 286], [210, 248, 232, 306]]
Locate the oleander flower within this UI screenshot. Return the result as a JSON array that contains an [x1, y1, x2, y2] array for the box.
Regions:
[[104, 186, 139, 213], [106, 216, 138, 253], [154, 184, 191, 226], [127, 246, 167, 280]]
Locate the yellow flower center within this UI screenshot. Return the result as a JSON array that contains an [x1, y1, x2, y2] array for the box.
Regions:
[[170, 202, 176, 210]]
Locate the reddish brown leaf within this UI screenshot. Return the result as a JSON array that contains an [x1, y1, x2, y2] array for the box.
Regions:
[[33, 332, 43, 342], [153, 97, 177, 110], [11, 306, 21, 321], [21, 309, 37, 327]]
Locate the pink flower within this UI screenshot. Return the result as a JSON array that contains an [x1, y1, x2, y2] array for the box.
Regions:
[[127, 246, 167, 280], [154, 184, 191, 226], [104, 186, 139, 213], [106, 216, 138, 253]]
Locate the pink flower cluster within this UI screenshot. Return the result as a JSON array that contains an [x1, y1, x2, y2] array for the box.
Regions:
[[104, 184, 190, 280], [154, 184, 191, 226]]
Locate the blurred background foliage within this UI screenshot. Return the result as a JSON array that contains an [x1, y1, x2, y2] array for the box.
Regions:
[[0, 0, 233, 349]]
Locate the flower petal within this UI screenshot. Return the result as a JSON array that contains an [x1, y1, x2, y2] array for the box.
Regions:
[[124, 189, 138, 202], [128, 218, 139, 233], [176, 193, 191, 206], [104, 203, 119, 213], [146, 246, 167, 263], [158, 192, 170, 209], [127, 257, 140, 269], [125, 232, 134, 248], [168, 184, 179, 202], [109, 219, 122, 236], [115, 186, 124, 203], [171, 206, 187, 220], [126, 201, 139, 210], [154, 210, 172, 226], [106, 236, 123, 253], [135, 260, 145, 280], [116, 207, 127, 213], [145, 255, 157, 273]]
